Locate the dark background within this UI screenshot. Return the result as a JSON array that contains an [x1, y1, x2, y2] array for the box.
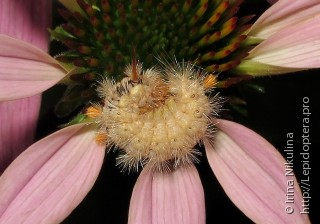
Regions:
[[37, 1, 320, 223]]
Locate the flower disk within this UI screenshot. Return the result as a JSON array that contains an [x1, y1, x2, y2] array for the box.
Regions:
[[94, 62, 221, 172], [51, 0, 251, 117]]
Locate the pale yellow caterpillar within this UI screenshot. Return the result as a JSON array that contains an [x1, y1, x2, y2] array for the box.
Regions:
[[86, 61, 222, 172]]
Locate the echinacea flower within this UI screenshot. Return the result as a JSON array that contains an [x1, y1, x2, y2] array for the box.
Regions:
[[0, 0, 51, 173], [0, 0, 317, 223], [0, 35, 310, 223]]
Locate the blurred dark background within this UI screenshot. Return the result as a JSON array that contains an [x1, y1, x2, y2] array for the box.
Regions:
[[36, 1, 320, 223]]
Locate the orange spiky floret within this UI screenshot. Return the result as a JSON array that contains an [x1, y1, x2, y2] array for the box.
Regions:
[[95, 132, 108, 145], [85, 105, 102, 118], [203, 74, 218, 89]]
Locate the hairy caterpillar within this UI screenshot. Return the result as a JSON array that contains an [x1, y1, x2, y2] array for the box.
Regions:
[[87, 61, 222, 172]]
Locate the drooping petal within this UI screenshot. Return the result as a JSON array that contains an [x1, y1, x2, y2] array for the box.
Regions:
[[0, 0, 51, 50], [249, 0, 320, 39], [204, 119, 310, 224], [128, 165, 205, 224], [0, 124, 105, 224], [0, 98, 41, 173], [249, 18, 320, 68], [128, 168, 153, 223], [234, 16, 320, 75], [0, 35, 67, 101], [0, 0, 51, 173]]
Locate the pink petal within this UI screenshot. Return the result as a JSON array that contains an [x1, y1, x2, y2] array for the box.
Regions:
[[250, 0, 320, 39], [0, 124, 105, 223], [128, 166, 205, 224], [0, 0, 51, 173], [128, 168, 153, 223], [0, 0, 51, 51], [204, 119, 310, 223], [246, 17, 320, 69], [0, 97, 40, 173], [0, 35, 67, 101]]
